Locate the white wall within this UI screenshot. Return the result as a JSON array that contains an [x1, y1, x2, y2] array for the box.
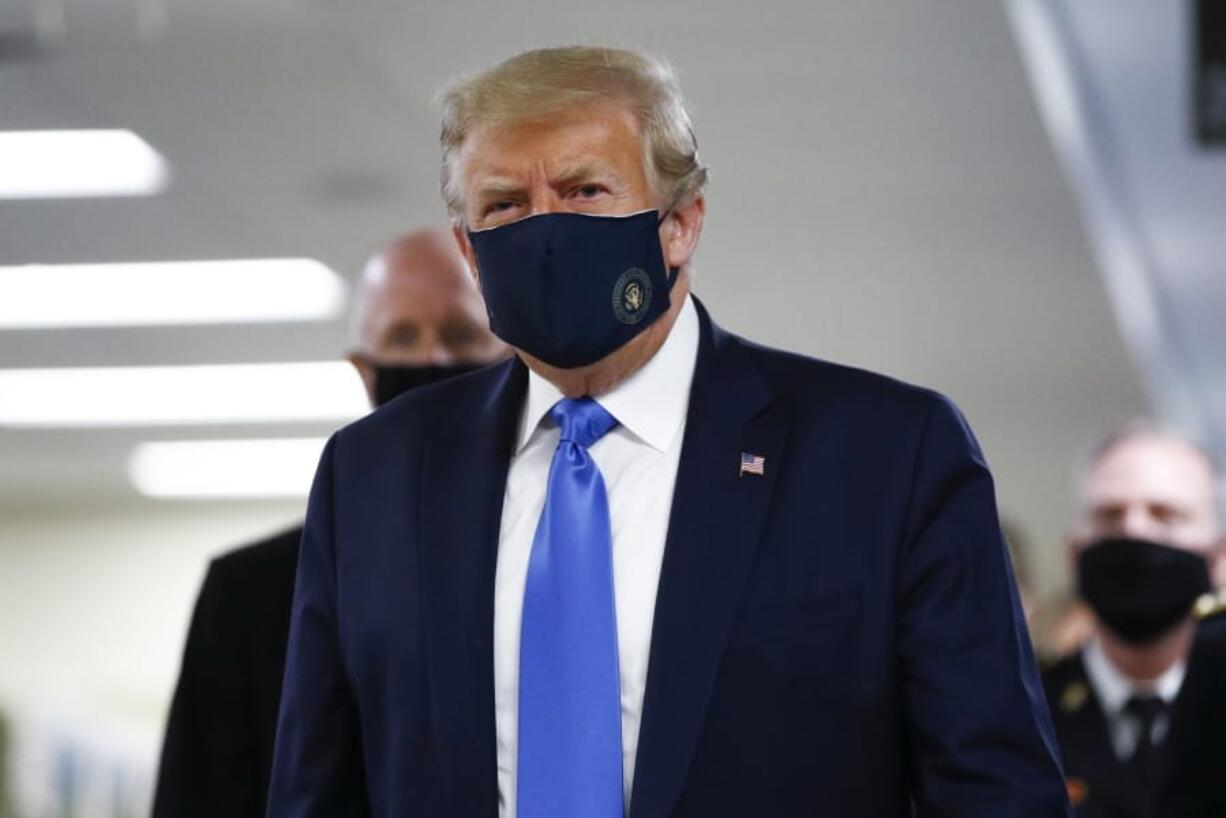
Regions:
[[0, 500, 303, 813]]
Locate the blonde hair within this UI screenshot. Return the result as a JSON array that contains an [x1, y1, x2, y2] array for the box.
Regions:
[[439, 46, 708, 221]]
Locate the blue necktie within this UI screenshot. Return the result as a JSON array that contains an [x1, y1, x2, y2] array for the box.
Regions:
[[518, 397, 623, 818]]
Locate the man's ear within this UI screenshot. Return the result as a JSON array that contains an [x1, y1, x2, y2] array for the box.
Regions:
[[453, 223, 481, 287], [347, 353, 377, 407], [1065, 536, 1082, 578], [1208, 534, 1226, 588], [661, 193, 705, 271]]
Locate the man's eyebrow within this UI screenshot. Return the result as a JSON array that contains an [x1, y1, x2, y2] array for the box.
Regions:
[[442, 313, 484, 333], [379, 318, 421, 344], [550, 164, 621, 188], [472, 177, 527, 200]]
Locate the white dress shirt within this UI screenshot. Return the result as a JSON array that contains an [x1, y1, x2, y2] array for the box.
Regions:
[[1082, 637, 1185, 759], [493, 295, 699, 818]]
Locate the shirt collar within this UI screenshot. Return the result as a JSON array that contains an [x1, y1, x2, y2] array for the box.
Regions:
[[515, 294, 700, 454], [1083, 637, 1186, 715]]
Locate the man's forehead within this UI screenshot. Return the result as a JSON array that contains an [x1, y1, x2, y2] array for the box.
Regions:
[[1083, 434, 1215, 504], [460, 102, 644, 180], [361, 251, 478, 322], [362, 278, 485, 343], [372, 263, 477, 310]]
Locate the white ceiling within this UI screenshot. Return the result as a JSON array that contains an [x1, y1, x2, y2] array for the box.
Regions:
[[0, 0, 1154, 591], [1011, 0, 1226, 464]]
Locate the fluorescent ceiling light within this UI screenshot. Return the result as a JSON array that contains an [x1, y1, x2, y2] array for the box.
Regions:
[[0, 258, 345, 328], [0, 362, 367, 427], [129, 437, 327, 499], [0, 130, 169, 199]]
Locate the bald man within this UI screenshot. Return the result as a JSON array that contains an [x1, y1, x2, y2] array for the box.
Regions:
[[152, 229, 506, 818], [1042, 425, 1224, 818], [348, 228, 507, 405]]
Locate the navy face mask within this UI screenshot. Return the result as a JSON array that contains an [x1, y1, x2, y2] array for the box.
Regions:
[[467, 210, 677, 369]]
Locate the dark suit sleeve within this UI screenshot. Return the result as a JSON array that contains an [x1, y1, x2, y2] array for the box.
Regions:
[[152, 562, 263, 818], [266, 434, 369, 817], [896, 395, 1069, 817]]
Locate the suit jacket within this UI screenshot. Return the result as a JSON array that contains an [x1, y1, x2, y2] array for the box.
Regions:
[[1161, 613, 1226, 818], [152, 527, 301, 818], [1041, 652, 1156, 818], [267, 301, 1069, 817]]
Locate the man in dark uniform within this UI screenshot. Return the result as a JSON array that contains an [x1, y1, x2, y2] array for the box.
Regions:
[[1042, 425, 1224, 818], [150, 228, 507, 818], [1162, 590, 1226, 818]]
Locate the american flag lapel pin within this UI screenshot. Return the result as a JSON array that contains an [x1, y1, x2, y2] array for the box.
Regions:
[[739, 452, 765, 477]]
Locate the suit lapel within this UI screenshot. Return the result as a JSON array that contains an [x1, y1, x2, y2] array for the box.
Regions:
[[629, 301, 788, 818], [418, 359, 526, 818]]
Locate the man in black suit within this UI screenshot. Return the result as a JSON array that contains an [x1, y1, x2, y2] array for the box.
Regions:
[[1162, 589, 1226, 818], [151, 228, 507, 818], [1042, 425, 1224, 818]]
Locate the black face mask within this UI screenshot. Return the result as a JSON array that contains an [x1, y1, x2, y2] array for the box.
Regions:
[[1078, 536, 1212, 645], [372, 363, 483, 407]]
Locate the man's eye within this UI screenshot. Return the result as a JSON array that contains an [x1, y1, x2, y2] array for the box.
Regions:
[[485, 201, 516, 214], [573, 184, 604, 199], [387, 324, 420, 347], [442, 325, 480, 347], [1151, 504, 1187, 524]]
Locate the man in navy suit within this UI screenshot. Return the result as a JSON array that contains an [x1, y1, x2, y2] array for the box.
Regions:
[[267, 46, 1069, 817]]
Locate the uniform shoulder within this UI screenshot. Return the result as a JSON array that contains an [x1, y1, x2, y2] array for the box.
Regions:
[[1040, 651, 1094, 716], [1040, 651, 1086, 690], [1194, 590, 1226, 647]]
